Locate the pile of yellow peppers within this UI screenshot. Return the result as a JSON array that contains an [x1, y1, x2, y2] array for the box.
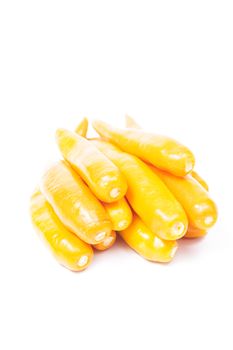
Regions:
[[30, 116, 218, 271]]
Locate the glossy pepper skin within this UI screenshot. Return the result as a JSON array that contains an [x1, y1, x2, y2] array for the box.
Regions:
[[75, 117, 88, 137], [30, 189, 93, 271], [119, 214, 178, 262], [91, 140, 188, 241], [185, 225, 207, 238], [103, 198, 133, 231], [151, 167, 218, 230], [92, 120, 195, 177], [56, 128, 127, 203], [125, 115, 208, 190], [41, 161, 112, 245], [94, 230, 116, 250]]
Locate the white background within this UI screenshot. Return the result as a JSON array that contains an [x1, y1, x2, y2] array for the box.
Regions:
[[0, 1, 233, 349]]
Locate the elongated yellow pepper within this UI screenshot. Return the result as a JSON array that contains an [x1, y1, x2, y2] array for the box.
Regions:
[[151, 167, 218, 230], [56, 129, 128, 203], [41, 161, 112, 244], [119, 214, 178, 262], [93, 120, 195, 176], [30, 189, 93, 271], [103, 198, 132, 231]]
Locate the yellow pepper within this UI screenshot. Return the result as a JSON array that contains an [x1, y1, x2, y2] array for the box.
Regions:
[[41, 160, 112, 244], [30, 189, 93, 271], [56, 128, 127, 203], [151, 167, 218, 230], [93, 119, 195, 176], [119, 214, 178, 262], [125, 115, 209, 190], [103, 198, 133, 231]]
